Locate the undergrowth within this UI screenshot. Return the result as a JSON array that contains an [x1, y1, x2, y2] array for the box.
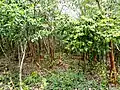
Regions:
[[0, 70, 109, 90]]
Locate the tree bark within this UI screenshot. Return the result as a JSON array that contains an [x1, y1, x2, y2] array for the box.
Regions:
[[109, 40, 117, 85]]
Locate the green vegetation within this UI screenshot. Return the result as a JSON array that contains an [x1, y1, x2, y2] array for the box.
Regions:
[[0, 70, 109, 90], [1, 0, 120, 90]]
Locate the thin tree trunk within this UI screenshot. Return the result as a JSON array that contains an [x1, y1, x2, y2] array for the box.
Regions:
[[0, 44, 9, 61], [48, 36, 54, 62], [43, 38, 49, 54], [38, 38, 42, 55], [19, 42, 27, 90], [0, 35, 10, 61], [109, 40, 117, 85]]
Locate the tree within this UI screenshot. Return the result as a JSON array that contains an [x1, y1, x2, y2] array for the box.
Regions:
[[58, 0, 120, 84]]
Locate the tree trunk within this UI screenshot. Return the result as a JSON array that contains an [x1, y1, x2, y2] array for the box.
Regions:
[[19, 42, 27, 90], [109, 40, 117, 85], [48, 36, 54, 62]]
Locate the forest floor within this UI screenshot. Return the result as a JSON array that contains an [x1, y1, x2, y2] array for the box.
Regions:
[[0, 53, 120, 90]]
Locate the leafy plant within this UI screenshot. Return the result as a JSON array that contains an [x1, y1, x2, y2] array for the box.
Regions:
[[23, 71, 47, 90], [45, 70, 108, 90]]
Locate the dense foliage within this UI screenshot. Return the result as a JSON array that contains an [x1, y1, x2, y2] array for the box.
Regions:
[[1, 0, 120, 90]]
